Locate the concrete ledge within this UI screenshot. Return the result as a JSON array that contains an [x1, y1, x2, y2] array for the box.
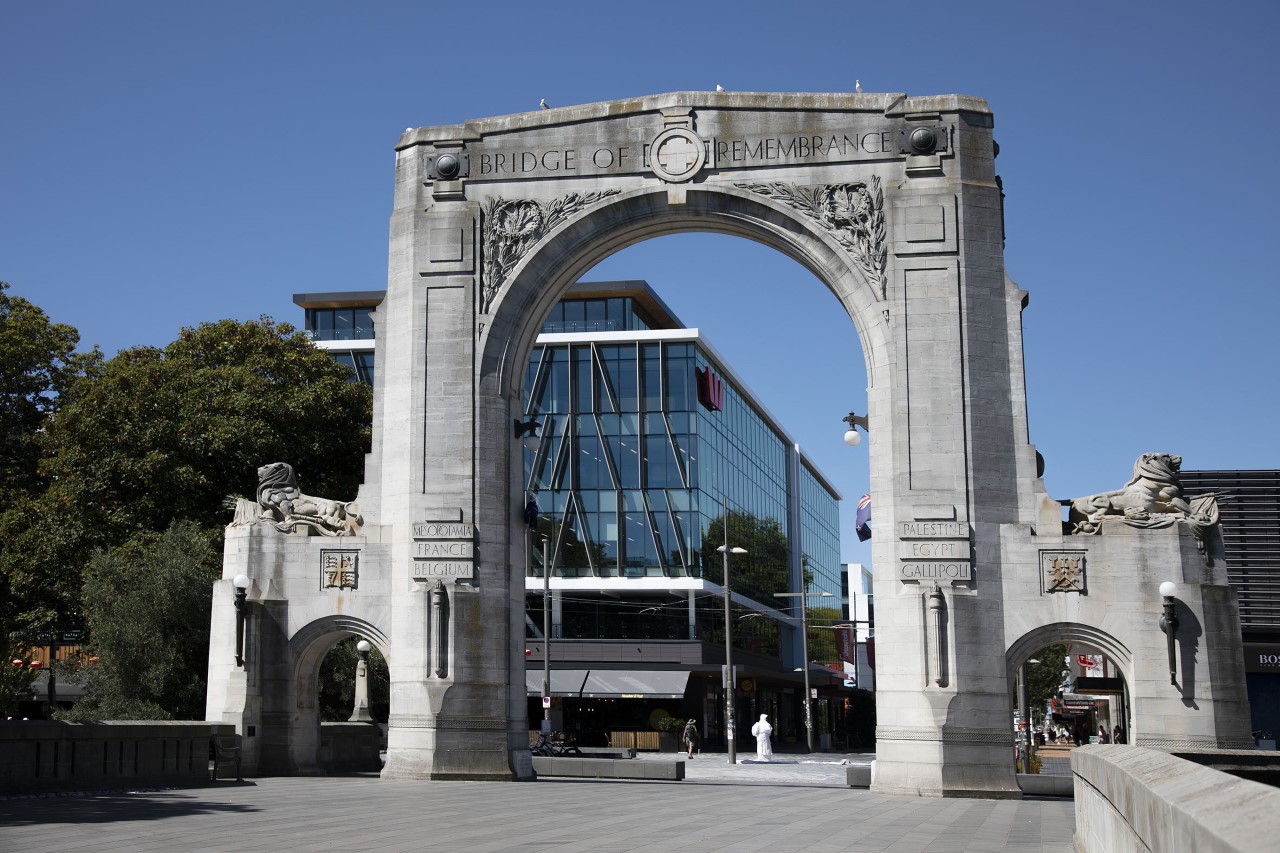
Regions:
[[846, 765, 872, 788], [1017, 773, 1072, 797], [1072, 745, 1280, 852], [532, 756, 683, 781]]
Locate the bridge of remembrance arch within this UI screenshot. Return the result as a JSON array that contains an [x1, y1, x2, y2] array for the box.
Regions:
[[206, 91, 1251, 796]]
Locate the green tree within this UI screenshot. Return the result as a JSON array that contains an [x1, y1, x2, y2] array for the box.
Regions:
[[0, 281, 100, 507], [0, 630, 40, 716], [1025, 643, 1071, 718], [318, 637, 389, 722], [0, 316, 372, 632], [57, 521, 220, 720], [0, 282, 100, 635]]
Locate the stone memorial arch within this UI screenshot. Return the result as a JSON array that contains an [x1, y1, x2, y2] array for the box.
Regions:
[[206, 91, 1251, 795]]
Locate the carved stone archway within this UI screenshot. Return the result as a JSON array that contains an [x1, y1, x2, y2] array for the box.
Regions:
[[208, 91, 1251, 795]]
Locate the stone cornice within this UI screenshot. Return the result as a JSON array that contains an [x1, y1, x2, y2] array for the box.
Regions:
[[396, 91, 990, 150]]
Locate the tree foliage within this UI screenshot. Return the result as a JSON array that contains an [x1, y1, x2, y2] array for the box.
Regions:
[[1025, 643, 1071, 717], [0, 281, 100, 506], [0, 630, 41, 717], [0, 316, 372, 631], [317, 637, 389, 722], [57, 521, 220, 720]]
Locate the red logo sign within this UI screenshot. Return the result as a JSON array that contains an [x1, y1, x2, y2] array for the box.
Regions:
[[1077, 654, 1098, 670], [696, 367, 724, 411]]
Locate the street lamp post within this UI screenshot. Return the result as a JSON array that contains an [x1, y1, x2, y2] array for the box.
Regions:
[[774, 585, 834, 752], [542, 536, 552, 726], [717, 530, 748, 765]]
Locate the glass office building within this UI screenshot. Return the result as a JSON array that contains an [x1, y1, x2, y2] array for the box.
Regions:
[[297, 282, 850, 749], [521, 282, 846, 748]]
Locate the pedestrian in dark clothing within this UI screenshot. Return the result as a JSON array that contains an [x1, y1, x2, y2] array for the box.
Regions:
[[682, 719, 699, 759]]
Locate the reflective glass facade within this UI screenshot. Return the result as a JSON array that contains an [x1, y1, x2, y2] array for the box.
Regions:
[[523, 294, 842, 653], [305, 306, 375, 341]]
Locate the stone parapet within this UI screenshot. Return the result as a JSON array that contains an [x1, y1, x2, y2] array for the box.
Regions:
[[1072, 745, 1280, 852], [0, 720, 235, 794]]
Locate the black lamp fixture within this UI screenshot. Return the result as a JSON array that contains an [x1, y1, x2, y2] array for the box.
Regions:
[[514, 416, 542, 452], [1159, 581, 1179, 685], [842, 411, 869, 446], [233, 574, 250, 668]]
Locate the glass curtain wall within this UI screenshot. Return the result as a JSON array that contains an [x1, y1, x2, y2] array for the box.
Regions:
[[304, 307, 375, 341], [522, 300, 839, 655]]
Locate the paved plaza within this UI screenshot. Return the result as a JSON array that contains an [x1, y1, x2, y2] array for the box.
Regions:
[[0, 753, 1075, 852]]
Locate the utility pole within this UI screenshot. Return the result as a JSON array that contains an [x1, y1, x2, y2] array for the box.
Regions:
[[542, 536, 551, 726]]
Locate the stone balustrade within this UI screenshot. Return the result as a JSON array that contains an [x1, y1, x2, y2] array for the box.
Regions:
[[1073, 744, 1280, 852], [0, 720, 236, 794]]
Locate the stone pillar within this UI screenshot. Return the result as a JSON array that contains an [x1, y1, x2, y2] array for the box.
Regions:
[[349, 642, 373, 723]]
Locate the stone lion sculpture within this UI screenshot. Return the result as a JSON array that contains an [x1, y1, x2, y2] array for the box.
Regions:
[[1066, 452, 1219, 562], [226, 462, 362, 537], [1068, 453, 1191, 532]]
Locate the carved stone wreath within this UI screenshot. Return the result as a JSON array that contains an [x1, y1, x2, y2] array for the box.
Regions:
[[734, 178, 887, 298], [480, 190, 620, 311]]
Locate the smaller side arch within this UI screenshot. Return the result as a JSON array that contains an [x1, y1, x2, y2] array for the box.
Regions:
[[284, 616, 390, 775], [289, 616, 390, 667], [1005, 622, 1133, 693]]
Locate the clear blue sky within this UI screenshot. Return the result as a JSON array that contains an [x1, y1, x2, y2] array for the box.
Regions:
[[4, 2, 1277, 568]]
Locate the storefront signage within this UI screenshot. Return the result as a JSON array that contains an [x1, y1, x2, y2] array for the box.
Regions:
[[1244, 643, 1280, 674]]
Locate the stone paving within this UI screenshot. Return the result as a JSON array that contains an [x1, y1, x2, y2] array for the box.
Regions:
[[0, 753, 1075, 852]]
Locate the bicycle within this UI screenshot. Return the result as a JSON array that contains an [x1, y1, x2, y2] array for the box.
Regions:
[[530, 731, 582, 756]]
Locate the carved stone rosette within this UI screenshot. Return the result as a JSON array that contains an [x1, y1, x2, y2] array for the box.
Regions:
[[480, 190, 621, 311], [734, 178, 887, 298]]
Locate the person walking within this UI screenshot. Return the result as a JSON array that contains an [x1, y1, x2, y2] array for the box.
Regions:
[[682, 718, 699, 759], [1113, 725, 1125, 744]]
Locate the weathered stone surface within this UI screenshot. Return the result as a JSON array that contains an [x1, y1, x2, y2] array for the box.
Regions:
[[206, 90, 1251, 793]]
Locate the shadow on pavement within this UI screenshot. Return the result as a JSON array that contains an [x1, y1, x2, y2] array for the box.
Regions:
[[0, 787, 261, 827]]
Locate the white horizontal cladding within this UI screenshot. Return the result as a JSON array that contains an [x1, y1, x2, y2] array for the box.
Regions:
[[522, 576, 792, 620], [313, 338, 375, 352]]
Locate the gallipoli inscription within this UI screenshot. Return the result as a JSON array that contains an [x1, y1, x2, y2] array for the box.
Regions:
[[897, 521, 971, 582], [413, 520, 476, 581], [899, 562, 972, 581], [468, 123, 900, 181]]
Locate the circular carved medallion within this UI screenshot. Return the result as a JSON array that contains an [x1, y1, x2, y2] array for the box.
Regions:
[[649, 127, 706, 183]]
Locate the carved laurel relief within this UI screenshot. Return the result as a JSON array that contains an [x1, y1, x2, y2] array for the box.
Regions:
[[480, 190, 621, 311], [734, 178, 887, 298]]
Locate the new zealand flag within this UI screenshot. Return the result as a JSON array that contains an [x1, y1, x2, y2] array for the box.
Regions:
[[855, 494, 872, 542]]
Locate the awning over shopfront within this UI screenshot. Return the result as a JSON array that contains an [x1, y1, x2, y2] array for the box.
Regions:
[[579, 670, 690, 699], [525, 669, 589, 697]]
